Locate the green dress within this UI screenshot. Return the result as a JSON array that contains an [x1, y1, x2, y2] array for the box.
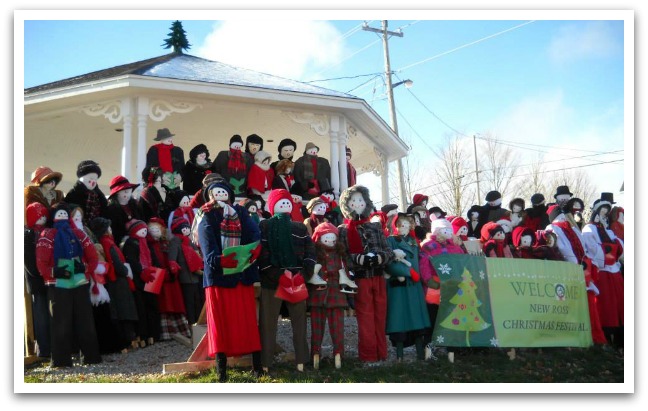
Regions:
[[385, 235, 431, 336]]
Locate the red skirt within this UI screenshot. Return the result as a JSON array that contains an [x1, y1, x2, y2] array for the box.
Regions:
[[596, 270, 624, 327], [158, 279, 186, 314], [205, 284, 261, 357]]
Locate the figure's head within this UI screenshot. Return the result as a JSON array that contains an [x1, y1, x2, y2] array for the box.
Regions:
[[304, 142, 319, 156], [340, 185, 374, 220], [154, 128, 175, 145], [431, 218, 453, 240], [312, 222, 339, 248], [126, 219, 148, 239], [278, 138, 297, 160], [245, 133, 264, 156], [51, 202, 71, 222], [229, 134, 244, 151], [76, 160, 102, 190], [207, 181, 235, 203], [147, 218, 166, 240], [393, 213, 415, 237], [268, 189, 294, 216]]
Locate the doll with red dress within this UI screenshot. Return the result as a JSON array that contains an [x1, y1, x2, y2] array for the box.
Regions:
[[308, 222, 352, 369], [511, 226, 536, 259], [247, 150, 275, 200], [480, 221, 514, 258]]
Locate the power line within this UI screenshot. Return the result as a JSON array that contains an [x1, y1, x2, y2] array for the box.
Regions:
[[303, 72, 383, 84], [475, 134, 616, 155], [396, 20, 536, 73]]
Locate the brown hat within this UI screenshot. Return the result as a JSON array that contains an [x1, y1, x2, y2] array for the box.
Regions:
[[303, 142, 319, 154], [154, 128, 175, 141], [30, 166, 62, 186]]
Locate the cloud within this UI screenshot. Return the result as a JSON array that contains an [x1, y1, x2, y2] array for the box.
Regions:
[[547, 21, 621, 65], [195, 20, 346, 80]]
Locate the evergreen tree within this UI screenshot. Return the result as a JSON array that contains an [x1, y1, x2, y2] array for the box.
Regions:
[[162, 20, 191, 54], [440, 267, 490, 346]]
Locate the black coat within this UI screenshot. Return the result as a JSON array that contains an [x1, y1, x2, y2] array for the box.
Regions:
[[212, 151, 253, 197], [104, 199, 143, 246], [292, 155, 332, 201], [24, 228, 46, 295], [64, 181, 108, 223], [145, 145, 185, 174], [181, 160, 213, 196]]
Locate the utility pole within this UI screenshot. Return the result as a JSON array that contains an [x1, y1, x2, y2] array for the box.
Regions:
[[473, 134, 481, 204], [363, 20, 408, 212]]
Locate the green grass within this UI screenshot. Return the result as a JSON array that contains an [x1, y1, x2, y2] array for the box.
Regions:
[[24, 345, 623, 384]]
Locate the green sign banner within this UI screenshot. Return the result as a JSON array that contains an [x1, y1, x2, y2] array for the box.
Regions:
[[430, 254, 593, 348]]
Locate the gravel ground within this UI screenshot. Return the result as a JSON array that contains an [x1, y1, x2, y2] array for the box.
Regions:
[[23, 314, 424, 381]]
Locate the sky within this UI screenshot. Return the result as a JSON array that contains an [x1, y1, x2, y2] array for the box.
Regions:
[[20, 12, 629, 210]]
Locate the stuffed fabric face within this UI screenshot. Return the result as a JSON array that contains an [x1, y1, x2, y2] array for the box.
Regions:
[[248, 143, 261, 156], [520, 235, 533, 247], [71, 209, 84, 229], [147, 223, 162, 240], [437, 227, 453, 241], [469, 211, 479, 222], [247, 204, 258, 214], [320, 232, 337, 248], [181, 226, 191, 237], [291, 194, 302, 205], [210, 187, 230, 202], [117, 188, 133, 205], [230, 141, 243, 151], [493, 230, 506, 241], [80, 172, 99, 190], [274, 198, 293, 215], [347, 192, 366, 216], [280, 145, 295, 160], [546, 233, 556, 247], [395, 217, 412, 236], [321, 192, 334, 203], [160, 136, 173, 146], [312, 203, 327, 216], [53, 209, 68, 221], [555, 194, 571, 206], [456, 225, 468, 237], [196, 152, 208, 165], [511, 204, 522, 213], [35, 215, 47, 226], [306, 146, 318, 156], [617, 211, 624, 224], [179, 195, 190, 207], [136, 227, 148, 238]]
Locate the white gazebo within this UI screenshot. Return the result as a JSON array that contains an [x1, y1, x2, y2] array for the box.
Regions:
[[24, 52, 409, 204]]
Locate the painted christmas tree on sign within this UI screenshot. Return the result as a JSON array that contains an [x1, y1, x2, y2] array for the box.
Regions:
[[440, 267, 491, 346]]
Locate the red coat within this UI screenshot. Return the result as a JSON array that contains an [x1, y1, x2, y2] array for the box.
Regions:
[[247, 164, 275, 195], [36, 226, 99, 285]]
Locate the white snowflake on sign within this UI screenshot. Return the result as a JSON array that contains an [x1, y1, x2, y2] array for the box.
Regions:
[[436, 335, 445, 344], [490, 337, 499, 347], [437, 263, 452, 275], [479, 270, 486, 280]]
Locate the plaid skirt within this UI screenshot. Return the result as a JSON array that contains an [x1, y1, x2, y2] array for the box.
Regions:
[[159, 313, 192, 340]]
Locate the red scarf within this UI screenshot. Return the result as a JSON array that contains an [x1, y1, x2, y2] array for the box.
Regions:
[[344, 217, 369, 254], [179, 235, 204, 272], [173, 206, 195, 227], [99, 234, 122, 282], [227, 149, 246, 175], [554, 221, 585, 262], [129, 231, 152, 270], [155, 143, 174, 173], [147, 236, 169, 268]]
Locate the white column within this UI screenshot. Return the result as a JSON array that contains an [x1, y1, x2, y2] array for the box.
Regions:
[[329, 116, 340, 198], [120, 99, 133, 178], [381, 155, 390, 206], [136, 97, 150, 184], [338, 118, 349, 194]]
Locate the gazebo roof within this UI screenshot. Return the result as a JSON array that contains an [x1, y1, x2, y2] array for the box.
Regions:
[[25, 52, 358, 100]]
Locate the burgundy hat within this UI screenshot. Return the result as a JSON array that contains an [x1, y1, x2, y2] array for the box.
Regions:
[[108, 175, 140, 198], [412, 193, 428, 206], [171, 216, 191, 234], [312, 222, 339, 244], [450, 216, 468, 235], [267, 189, 293, 216], [546, 204, 563, 222]]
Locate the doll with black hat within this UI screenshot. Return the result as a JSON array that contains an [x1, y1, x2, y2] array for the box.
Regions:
[[145, 128, 185, 190], [553, 185, 573, 208], [138, 166, 175, 224], [245, 133, 264, 158], [293, 142, 332, 202], [181, 143, 213, 195], [104, 175, 143, 246], [89, 216, 140, 352], [564, 197, 586, 231], [523, 193, 550, 232], [167, 189, 195, 231], [197, 180, 264, 381], [24, 166, 64, 217], [212, 135, 254, 198], [477, 190, 509, 231], [466, 204, 482, 239], [64, 160, 108, 223], [508, 198, 526, 229], [269, 138, 297, 171], [35, 202, 103, 366]]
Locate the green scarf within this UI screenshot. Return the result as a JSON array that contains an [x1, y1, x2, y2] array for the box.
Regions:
[[266, 213, 298, 268]]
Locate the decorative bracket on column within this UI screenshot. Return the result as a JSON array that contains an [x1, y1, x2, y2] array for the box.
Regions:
[[148, 99, 203, 122], [284, 111, 330, 136], [347, 124, 358, 139], [80, 101, 122, 124], [372, 147, 387, 176]]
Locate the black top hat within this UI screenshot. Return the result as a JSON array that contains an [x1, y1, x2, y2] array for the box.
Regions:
[[553, 185, 573, 199], [155, 128, 175, 141], [381, 204, 398, 214], [530, 193, 545, 206], [600, 192, 616, 204]]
